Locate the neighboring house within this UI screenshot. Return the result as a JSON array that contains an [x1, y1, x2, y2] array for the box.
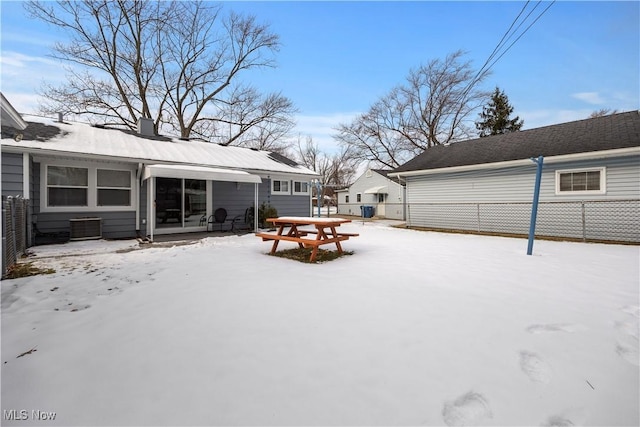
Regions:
[[391, 111, 640, 243], [336, 169, 405, 220], [1, 104, 319, 244]]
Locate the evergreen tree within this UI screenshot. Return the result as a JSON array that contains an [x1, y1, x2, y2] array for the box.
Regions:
[[475, 87, 524, 137]]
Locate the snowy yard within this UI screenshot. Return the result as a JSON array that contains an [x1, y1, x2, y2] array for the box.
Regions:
[[1, 220, 638, 426]]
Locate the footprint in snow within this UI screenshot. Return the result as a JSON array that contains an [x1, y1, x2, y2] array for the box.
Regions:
[[526, 323, 583, 334], [541, 415, 574, 426], [614, 305, 639, 366], [442, 391, 492, 426], [520, 351, 552, 384], [540, 407, 588, 427]]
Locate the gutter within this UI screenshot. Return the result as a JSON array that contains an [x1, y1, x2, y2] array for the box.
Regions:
[[389, 147, 640, 178]]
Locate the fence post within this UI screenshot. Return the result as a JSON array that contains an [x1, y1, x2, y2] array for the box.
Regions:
[[581, 201, 586, 242], [1, 199, 7, 275]]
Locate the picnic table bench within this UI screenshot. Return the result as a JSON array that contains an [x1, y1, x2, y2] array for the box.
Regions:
[[255, 216, 359, 262]]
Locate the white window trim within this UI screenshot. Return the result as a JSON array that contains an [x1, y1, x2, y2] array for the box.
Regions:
[[271, 178, 291, 195], [555, 167, 606, 195], [356, 193, 362, 203], [40, 160, 137, 212], [292, 180, 310, 195]]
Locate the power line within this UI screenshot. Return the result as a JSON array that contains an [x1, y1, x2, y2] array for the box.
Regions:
[[461, 1, 556, 100]]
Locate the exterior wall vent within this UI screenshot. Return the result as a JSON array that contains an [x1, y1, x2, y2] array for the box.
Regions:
[[69, 217, 102, 241]]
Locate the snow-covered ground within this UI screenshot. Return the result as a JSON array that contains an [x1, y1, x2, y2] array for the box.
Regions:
[[1, 220, 638, 426]]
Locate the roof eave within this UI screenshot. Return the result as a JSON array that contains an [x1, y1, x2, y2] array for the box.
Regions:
[[390, 147, 640, 178]]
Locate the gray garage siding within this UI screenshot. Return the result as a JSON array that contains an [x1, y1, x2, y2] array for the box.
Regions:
[[405, 155, 640, 242]]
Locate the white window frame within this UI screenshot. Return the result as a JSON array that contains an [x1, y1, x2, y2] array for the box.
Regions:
[[271, 178, 291, 195], [356, 193, 362, 203], [40, 160, 136, 212], [292, 180, 310, 195], [555, 167, 606, 195]]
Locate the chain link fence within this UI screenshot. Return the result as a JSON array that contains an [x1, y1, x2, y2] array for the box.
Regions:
[[2, 196, 31, 277], [407, 199, 640, 243], [337, 202, 405, 220]]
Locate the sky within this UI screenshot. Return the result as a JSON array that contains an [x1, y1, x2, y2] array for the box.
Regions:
[[2, 221, 638, 425], [1, 1, 638, 153]]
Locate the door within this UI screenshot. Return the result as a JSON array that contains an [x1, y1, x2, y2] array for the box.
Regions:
[[155, 177, 207, 231], [376, 193, 386, 217]]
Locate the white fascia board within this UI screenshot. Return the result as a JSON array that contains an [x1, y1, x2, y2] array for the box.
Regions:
[[142, 164, 262, 183], [389, 147, 640, 178], [0, 92, 28, 130]]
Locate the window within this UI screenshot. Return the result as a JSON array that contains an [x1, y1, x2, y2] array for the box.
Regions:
[[42, 162, 135, 211], [293, 181, 309, 195], [271, 179, 290, 194], [47, 166, 88, 206], [345, 195, 350, 203], [378, 193, 385, 203], [97, 169, 131, 206], [556, 168, 606, 194], [356, 193, 361, 202]]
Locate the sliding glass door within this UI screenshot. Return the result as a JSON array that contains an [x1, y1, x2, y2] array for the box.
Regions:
[[155, 177, 207, 230]]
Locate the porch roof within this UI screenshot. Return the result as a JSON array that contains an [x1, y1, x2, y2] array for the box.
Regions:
[[142, 164, 261, 183], [364, 185, 388, 194]]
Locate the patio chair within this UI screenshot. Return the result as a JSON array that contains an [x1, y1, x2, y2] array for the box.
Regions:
[[207, 208, 230, 232], [231, 207, 253, 232]]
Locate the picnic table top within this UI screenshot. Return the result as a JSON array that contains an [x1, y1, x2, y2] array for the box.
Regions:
[[266, 217, 352, 226]]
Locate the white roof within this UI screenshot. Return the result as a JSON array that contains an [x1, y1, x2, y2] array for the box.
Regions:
[[1, 115, 319, 177]]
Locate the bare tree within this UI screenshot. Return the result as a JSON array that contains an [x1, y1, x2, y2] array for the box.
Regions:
[[296, 135, 359, 201], [26, 0, 296, 145], [589, 108, 619, 118], [335, 50, 490, 167]]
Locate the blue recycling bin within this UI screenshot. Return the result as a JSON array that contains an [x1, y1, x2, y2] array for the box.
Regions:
[[361, 205, 375, 218]]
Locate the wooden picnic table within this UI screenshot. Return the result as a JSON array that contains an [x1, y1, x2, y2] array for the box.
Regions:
[[255, 216, 359, 262]]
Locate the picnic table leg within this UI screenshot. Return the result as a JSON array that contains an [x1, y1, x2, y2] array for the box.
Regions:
[[288, 224, 304, 249], [309, 246, 320, 262], [329, 226, 344, 254], [270, 225, 285, 254]]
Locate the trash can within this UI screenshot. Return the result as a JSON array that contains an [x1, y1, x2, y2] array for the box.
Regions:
[[361, 205, 374, 218]]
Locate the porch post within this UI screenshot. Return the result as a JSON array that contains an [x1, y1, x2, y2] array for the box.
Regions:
[[254, 182, 259, 231], [149, 178, 155, 242]]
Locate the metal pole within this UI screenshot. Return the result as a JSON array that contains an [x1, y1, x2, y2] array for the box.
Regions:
[[315, 181, 322, 217], [527, 156, 544, 255]]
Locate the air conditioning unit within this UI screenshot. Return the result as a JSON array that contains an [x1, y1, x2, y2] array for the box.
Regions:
[[69, 217, 102, 241]]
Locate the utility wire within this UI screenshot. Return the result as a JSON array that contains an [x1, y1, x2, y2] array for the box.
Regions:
[[460, 1, 556, 100]]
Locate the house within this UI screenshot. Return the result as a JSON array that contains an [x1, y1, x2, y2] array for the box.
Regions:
[[1, 100, 319, 244], [335, 169, 405, 220], [390, 111, 640, 243]]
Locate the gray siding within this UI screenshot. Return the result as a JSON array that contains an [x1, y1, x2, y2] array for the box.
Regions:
[[32, 161, 41, 213], [2, 152, 23, 197], [406, 156, 640, 204], [211, 179, 311, 220], [35, 211, 137, 239], [405, 155, 640, 242]]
